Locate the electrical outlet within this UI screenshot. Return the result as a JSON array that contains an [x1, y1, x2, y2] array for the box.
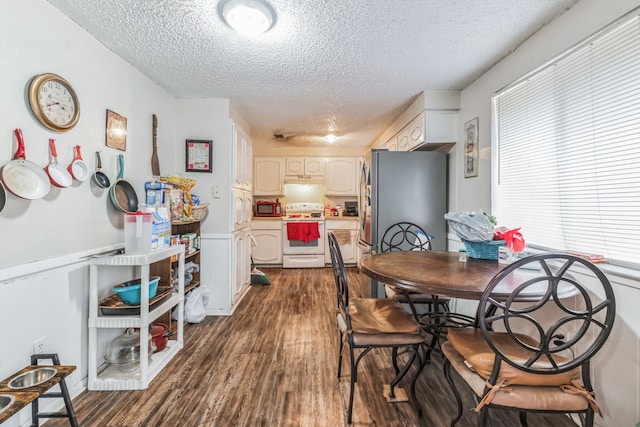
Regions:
[[212, 185, 221, 199], [33, 337, 46, 354]]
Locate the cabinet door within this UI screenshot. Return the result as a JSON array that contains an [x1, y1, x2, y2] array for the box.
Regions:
[[425, 111, 458, 143], [252, 229, 282, 264], [382, 136, 397, 151], [234, 230, 251, 296], [304, 158, 325, 175], [233, 189, 252, 229], [233, 123, 253, 190], [325, 157, 358, 196], [254, 158, 284, 195], [408, 112, 425, 150], [285, 157, 305, 175], [396, 128, 410, 151]]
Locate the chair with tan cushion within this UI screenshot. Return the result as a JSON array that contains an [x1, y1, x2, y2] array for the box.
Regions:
[[328, 231, 426, 424], [441, 253, 616, 426], [380, 222, 451, 315]]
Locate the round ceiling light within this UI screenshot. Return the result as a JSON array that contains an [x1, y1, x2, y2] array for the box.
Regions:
[[221, 0, 275, 35], [325, 134, 337, 143]]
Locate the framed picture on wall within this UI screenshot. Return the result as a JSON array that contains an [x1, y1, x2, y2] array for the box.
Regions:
[[105, 110, 127, 151], [185, 139, 212, 172], [464, 117, 479, 178]]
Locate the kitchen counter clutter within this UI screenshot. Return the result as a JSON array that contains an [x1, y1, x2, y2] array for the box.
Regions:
[[88, 245, 185, 390]]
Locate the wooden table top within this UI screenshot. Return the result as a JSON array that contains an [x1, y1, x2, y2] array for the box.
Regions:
[[360, 251, 568, 301]]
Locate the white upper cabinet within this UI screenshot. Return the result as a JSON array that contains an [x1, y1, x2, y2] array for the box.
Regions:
[[382, 136, 398, 151], [325, 157, 358, 196], [424, 110, 458, 144], [285, 157, 325, 176], [254, 157, 284, 196], [232, 122, 252, 190], [393, 111, 459, 151], [396, 128, 411, 151]]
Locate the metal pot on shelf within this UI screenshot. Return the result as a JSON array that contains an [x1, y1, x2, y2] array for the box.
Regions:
[[104, 328, 156, 372]]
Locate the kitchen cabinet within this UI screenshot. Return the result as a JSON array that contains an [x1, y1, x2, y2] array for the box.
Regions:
[[285, 157, 325, 177], [393, 111, 458, 152], [251, 219, 283, 265], [233, 188, 253, 229], [325, 219, 358, 265], [88, 245, 185, 390], [396, 127, 411, 151], [233, 121, 252, 191], [422, 111, 458, 145], [325, 157, 359, 196], [254, 157, 284, 195], [382, 136, 398, 151], [234, 228, 252, 295]]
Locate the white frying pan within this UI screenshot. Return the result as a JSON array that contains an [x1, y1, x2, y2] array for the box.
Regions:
[[45, 138, 72, 188], [0, 129, 51, 200], [68, 145, 90, 182]]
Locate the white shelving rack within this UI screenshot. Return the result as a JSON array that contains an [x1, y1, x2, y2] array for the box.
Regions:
[[88, 245, 185, 390]]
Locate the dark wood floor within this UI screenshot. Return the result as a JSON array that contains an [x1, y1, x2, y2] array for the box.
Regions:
[[48, 267, 577, 426]]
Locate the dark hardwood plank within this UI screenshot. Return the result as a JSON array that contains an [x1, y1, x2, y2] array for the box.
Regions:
[[46, 267, 576, 427]]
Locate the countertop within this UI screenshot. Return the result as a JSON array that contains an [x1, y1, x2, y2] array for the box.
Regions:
[[252, 216, 359, 221]]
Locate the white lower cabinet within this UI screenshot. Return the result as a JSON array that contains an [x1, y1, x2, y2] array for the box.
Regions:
[[325, 219, 358, 265], [234, 228, 252, 295], [88, 245, 185, 390], [251, 220, 283, 265]]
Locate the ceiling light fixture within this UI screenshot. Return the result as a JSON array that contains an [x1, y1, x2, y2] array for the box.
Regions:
[[221, 0, 276, 35], [325, 134, 337, 143]]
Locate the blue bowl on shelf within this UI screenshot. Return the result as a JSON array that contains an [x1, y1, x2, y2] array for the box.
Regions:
[[113, 276, 160, 305]]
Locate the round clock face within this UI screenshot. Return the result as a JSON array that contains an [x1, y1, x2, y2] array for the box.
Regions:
[[28, 73, 80, 132]]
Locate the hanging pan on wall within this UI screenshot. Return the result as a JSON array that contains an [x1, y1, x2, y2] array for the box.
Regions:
[[109, 154, 138, 213], [92, 151, 110, 189], [0, 129, 51, 200], [68, 145, 91, 182], [45, 138, 73, 188]]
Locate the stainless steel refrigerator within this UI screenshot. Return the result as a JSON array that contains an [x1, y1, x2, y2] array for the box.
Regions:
[[357, 148, 447, 297]]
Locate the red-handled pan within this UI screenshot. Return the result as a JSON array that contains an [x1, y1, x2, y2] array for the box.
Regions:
[[0, 129, 51, 200], [45, 139, 73, 188], [68, 145, 90, 182]]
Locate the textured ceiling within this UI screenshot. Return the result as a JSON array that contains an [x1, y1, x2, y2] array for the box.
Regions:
[[47, 0, 578, 151]]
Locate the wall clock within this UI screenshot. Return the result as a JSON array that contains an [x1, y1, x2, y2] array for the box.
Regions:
[[28, 73, 80, 132]]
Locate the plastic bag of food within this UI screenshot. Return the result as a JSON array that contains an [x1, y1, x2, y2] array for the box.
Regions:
[[444, 210, 494, 242]]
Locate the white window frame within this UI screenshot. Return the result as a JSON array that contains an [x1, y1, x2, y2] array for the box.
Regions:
[[492, 8, 640, 270]]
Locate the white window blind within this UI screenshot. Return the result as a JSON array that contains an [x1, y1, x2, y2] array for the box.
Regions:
[[493, 12, 640, 266]]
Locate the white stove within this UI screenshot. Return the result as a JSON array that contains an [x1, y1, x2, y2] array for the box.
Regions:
[[283, 202, 325, 221], [282, 202, 326, 268]]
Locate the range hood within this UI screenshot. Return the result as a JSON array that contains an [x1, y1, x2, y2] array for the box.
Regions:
[[283, 175, 325, 184]]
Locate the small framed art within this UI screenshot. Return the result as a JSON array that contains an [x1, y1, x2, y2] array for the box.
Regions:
[[105, 109, 127, 151], [464, 117, 479, 178], [185, 139, 212, 172]]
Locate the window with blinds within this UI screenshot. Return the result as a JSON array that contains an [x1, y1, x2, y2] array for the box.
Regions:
[[493, 10, 640, 267]]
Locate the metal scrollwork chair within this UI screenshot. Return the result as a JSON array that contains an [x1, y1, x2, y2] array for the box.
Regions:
[[328, 231, 426, 424], [380, 222, 451, 315], [442, 253, 616, 427]]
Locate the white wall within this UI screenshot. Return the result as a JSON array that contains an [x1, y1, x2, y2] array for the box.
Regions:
[[0, 2, 236, 426], [453, 1, 640, 425]]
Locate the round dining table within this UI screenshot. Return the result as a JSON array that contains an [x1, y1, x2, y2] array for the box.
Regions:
[[359, 250, 575, 301]]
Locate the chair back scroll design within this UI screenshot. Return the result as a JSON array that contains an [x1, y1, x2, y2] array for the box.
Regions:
[[328, 229, 351, 330], [441, 252, 616, 426], [380, 222, 431, 253], [479, 253, 616, 376]]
